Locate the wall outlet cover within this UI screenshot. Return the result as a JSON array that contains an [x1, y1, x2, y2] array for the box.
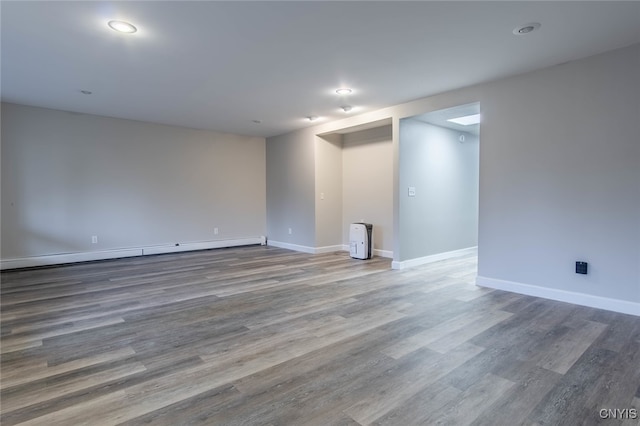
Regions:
[[576, 261, 588, 274]]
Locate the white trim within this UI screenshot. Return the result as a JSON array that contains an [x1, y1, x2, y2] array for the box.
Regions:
[[0, 237, 263, 270], [391, 246, 477, 270], [142, 238, 261, 255], [476, 276, 640, 317], [269, 241, 393, 258], [267, 240, 316, 254], [314, 245, 344, 254], [340, 244, 393, 259], [1, 248, 143, 270], [374, 249, 393, 259]]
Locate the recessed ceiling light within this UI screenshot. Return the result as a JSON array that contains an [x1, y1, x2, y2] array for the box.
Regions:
[[252, 120, 262, 124], [80, 90, 92, 95], [108, 20, 137, 34], [341, 105, 353, 113], [513, 22, 541, 35], [447, 114, 480, 126], [336, 88, 353, 95]]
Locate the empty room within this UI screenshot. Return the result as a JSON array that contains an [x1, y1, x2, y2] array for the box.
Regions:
[[1, 2, 639, 425]]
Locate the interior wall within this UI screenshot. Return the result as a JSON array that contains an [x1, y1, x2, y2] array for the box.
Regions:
[[266, 43, 640, 312], [1, 103, 266, 259], [315, 134, 343, 249], [342, 125, 393, 254], [398, 120, 479, 260], [475, 44, 640, 304], [265, 128, 316, 249]]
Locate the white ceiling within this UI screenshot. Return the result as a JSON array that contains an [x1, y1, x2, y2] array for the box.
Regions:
[[2, 1, 639, 138]]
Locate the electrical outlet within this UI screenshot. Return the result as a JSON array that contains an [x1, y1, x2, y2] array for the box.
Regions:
[[576, 261, 588, 274], [214, 227, 219, 235], [91, 236, 98, 244]]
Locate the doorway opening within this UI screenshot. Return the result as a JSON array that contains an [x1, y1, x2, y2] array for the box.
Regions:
[[396, 102, 480, 267]]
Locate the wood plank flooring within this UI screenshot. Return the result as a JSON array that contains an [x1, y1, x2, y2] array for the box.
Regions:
[[1, 246, 639, 425]]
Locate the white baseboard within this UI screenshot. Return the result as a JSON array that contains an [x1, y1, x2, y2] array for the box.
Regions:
[[1, 248, 143, 270], [340, 244, 393, 259], [374, 249, 393, 259], [268, 241, 393, 258], [339, 244, 393, 259], [476, 276, 640, 317], [142, 237, 262, 255], [391, 246, 477, 270], [315, 245, 345, 254], [267, 240, 316, 254], [0, 237, 263, 270]]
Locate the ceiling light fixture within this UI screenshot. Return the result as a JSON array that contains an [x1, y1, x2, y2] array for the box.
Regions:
[[108, 20, 137, 34], [447, 114, 480, 126], [513, 22, 541, 35], [341, 105, 353, 113], [307, 116, 319, 122], [80, 90, 92, 95], [336, 88, 353, 95], [252, 120, 262, 124]]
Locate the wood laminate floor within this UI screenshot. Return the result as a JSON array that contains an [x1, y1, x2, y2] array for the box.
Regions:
[[1, 246, 639, 425]]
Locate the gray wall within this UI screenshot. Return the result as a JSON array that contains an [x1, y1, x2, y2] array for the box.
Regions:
[[315, 134, 343, 249], [265, 129, 316, 248], [266, 124, 394, 254], [265, 43, 639, 308], [342, 125, 393, 253], [1, 103, 266, 259], [399, 120, 479, 260], [475, 44, 640, 302]]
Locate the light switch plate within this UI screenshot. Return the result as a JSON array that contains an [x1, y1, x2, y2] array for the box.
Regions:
[[408, 187, 416, 197]]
